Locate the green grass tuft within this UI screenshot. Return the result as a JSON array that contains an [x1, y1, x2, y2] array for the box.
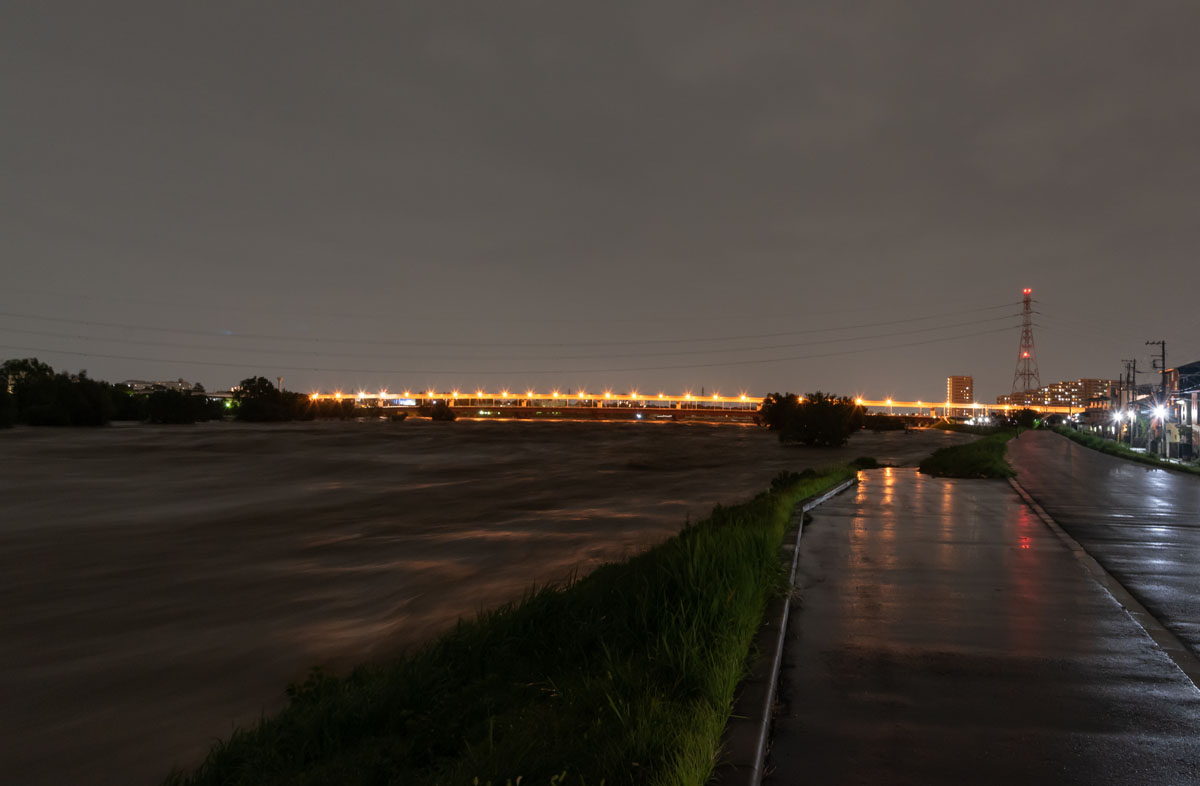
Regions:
[[164, 467, 854, 786], [918, 432, 1016, 478]]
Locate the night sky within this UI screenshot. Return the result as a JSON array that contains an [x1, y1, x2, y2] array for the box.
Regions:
[[4, 2, 1198, 402]]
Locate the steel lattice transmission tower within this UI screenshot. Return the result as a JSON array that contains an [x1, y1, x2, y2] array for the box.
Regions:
[[1011, 287, 1041, 395]]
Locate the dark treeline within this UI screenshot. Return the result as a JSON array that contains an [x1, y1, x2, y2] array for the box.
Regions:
[[231, 376, 357, 422], [0, 357, 226, 427], [758, 391, 865, 446], [0, 359, 358, 428]]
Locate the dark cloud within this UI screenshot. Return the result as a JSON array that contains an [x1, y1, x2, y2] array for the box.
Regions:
[[3, 2, 1198, 400]]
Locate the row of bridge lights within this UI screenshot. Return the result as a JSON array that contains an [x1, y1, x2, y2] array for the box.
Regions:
[[308, 392, 1016, 412], [314, 390, 754, 402]]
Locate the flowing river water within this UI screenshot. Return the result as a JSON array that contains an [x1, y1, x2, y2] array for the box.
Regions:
[[0, 419, 970, 785]]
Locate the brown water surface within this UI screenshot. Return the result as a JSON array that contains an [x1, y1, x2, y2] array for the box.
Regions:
[[0, 419, 968, 785]]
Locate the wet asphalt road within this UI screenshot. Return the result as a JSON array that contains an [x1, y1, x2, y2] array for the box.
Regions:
[[1009, 431, 1200, 659], [767, 469, 1200, 786]]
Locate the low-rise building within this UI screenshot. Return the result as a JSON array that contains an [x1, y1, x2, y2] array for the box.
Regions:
[[996, 378, 1117, 410]]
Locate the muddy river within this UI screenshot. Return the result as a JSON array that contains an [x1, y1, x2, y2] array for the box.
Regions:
[[0, 419, 969, 784]]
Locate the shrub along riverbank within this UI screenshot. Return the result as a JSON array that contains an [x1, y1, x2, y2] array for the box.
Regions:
[[919, 432, 1017, 478], [1051, 426, 1200, 476], [165, 466, 856, 786]]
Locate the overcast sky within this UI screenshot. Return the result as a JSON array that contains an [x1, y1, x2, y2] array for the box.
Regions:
[[3, 2, 1198, 402]]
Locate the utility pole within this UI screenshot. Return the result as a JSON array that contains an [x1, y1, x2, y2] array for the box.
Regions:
[[1119, 359, 1134, 442], [1146, 341, 1167, 404], [1129, 359, 1139, 447], [1147, 341, 1168, 457]]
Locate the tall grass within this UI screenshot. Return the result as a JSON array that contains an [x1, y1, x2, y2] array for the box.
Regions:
[[918, 432, 1017, 478], [1051, 426, 1200, 476], [164, 467, 854, 786]]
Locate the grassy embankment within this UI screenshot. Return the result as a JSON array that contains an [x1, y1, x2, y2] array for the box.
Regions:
[[919, 430, 1018, 478], [1051, 426, 1200, 476], [165, 466, 856, 786]]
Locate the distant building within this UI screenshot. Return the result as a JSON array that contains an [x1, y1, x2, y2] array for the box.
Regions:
[[946, 375, 974, 417], [1167, 360, 1200, 458], [120, 378, 197, 393], [996, 378, 1116, 410]]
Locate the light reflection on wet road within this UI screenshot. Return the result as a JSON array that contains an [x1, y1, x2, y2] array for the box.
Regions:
[[767, 469, 1200, 786], [1008, 431, 1200, 658], [0, 420, 969, 785]]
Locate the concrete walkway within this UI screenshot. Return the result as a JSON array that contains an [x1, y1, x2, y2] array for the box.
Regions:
[[765, 469, 1200, 786], [1009, 431, 1200, 658]]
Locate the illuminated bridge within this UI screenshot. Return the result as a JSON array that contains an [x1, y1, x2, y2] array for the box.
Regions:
[[308, 390, 1082, 419]]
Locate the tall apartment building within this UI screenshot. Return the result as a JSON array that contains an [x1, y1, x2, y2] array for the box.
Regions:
[[947, 375, 974, 417]]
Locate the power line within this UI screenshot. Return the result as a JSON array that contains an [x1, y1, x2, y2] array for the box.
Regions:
[[2, 285, 1022, 327], [0, 324, 1018, 377], [0, 313, 1020, 362], [0, 301, 1022, 349]]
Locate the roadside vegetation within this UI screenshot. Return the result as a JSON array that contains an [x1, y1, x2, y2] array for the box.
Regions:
[[919, 432, 1018, 478], [164, 466, 855, 786], [1051, 426, 1200, 476]]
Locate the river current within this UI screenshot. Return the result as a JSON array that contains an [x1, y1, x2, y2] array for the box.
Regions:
[[0, 419, 969, 784]]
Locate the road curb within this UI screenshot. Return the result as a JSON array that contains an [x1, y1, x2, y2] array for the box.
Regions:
[[710, 476, 857, 786], [1008, 477, 1200, 690]]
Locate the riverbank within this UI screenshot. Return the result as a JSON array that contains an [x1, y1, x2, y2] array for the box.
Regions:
[[166, 467, 854, 785]]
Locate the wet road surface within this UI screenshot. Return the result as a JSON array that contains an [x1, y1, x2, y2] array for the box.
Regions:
[[1009, 431, 1200, 659], [767, 469, 1200, 786], [0, 421, 967, 785]]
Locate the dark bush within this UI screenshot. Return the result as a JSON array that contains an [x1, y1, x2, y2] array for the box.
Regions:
[[758, 393, 800, 430], [0, 384, 14, 428], [780, 392, 863, 447], [430, 401, 457, 421]]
